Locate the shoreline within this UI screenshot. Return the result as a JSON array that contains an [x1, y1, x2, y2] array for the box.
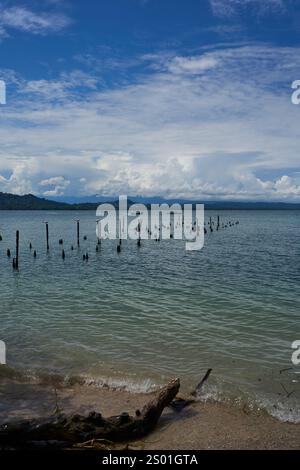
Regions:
[[0, 378, 299, 450]]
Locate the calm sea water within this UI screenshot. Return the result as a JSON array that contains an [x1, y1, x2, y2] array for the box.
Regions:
[[0, 210, 299, 422]]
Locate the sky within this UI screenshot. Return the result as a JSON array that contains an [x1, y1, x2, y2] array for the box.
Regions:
[[0, 0, 300, 201]]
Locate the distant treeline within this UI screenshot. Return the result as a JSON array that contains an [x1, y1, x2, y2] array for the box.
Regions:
[[0, 192, 98, 210], [0, 192, 299, 210]]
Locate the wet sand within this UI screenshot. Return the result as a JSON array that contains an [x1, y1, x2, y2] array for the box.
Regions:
[[0, 378, 299, 450]]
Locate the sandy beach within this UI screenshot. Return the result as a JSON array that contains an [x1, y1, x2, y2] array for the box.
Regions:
[[0, 378, 299, 450]]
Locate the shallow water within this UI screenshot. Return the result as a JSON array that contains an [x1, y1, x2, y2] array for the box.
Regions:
[[0, 210, 299, 422]]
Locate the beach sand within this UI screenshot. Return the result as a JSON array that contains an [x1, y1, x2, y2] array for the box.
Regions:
[[0, 378, 299, 450]]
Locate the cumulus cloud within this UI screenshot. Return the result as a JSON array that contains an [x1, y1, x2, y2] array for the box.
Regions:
[[0, 45, 300, 201], [39, 176, 70, 196], [0, 162, 36, 195]]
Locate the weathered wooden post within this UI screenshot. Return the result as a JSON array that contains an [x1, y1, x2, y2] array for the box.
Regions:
[[45, 222, 49, 251], [96, 220, 101, 245], [76, 220, 80, 247], [15, 230, 19, 270], [96, 220, 101, 252]]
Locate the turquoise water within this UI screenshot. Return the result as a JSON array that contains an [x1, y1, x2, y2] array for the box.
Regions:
[[0, 210, 299, 422]]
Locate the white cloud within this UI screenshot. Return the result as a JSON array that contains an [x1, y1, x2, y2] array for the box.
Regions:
[[210, 0, 285, 17], [39, 176, 70, 196], [1, 45, 300, 201], [275, 175, 300, 195], [167, 56, 219, 75], [0, 162, 36, 195], [0, 25, 8, 40], [22, 70, 99, 101], [0, 4, 71, 36]]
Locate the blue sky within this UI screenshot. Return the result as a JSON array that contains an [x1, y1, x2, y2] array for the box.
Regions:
[[0, 0, 300, 200]]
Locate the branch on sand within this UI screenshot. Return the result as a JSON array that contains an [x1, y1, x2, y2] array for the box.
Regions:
[[0, 378, 180, 449], [0, 369, 212, 449], [170, 368, 212, 412]]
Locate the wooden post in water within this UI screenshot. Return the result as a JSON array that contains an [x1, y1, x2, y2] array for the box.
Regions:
[[76, 220, 80, 247], [96, 220, 101, 244], [45, 222, 49, 251], [15, 230, 19, 270]]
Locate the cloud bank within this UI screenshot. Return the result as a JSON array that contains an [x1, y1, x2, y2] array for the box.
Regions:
[[0, 44, 300, 201]]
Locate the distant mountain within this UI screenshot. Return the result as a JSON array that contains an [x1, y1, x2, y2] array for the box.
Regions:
[[0, 192, 99, 210], [0, 192, 300, 210], [0, 192, 71, 210], [49, 195, 184, 205], [48, 194, 300, 209], [195, 200, 300, 210], [46, 195, 107, 204], [0, 192, 128, 210]]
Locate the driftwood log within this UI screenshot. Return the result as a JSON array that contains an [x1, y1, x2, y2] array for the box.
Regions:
[[0, 378, 180, 449], [0, 370, 212, 449]]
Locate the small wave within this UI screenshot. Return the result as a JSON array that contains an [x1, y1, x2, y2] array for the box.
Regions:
[[0, 365, 156, 394], [0, 365, 299, 423], [198, 382, 300, 424], [81, 375, 157, 393]]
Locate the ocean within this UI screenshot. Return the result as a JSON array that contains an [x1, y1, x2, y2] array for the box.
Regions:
[[0, 210, 299, 423]]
